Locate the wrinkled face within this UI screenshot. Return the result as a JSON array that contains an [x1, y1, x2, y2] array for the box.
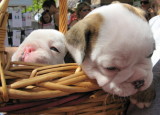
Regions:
[[82, 41, 154, 96], [81, 13, 155, 97], [65, 3, 155, 97], [12, 29, 66, 65]]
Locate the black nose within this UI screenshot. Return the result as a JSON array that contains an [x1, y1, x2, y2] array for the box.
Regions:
[[132, 80, 144, 89]]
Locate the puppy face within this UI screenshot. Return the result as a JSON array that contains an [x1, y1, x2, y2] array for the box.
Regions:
[[12, 29, 66, 65], [65, 3, 155, 97]]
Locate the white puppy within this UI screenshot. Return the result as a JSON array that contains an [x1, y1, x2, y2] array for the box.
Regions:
[[65, 2, 155, 98], [12, 29, 66, 65]]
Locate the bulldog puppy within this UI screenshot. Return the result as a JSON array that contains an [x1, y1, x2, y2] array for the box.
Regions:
[[65, 3, 155, 108], [12, 29, 66, 65]]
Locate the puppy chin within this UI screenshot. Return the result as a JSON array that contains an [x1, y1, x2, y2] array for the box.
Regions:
[[102, 74, 153, 97], [82, 57, 153, 97], [102, 83, 138, 97]]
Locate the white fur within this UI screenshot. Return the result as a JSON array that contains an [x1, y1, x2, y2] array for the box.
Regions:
[[66, 3, 155, 97], [12, 29, 66, 65], [66, 44, 84, 64], [149, 15, 160, 66]]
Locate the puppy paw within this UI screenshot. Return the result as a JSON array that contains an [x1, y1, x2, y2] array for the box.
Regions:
[[130, 83, 156, 109], [130, 97, 152, 108]]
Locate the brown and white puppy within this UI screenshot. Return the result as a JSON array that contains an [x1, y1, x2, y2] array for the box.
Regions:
[[65, 2, 155, 108], [12, 29, 66, 65]]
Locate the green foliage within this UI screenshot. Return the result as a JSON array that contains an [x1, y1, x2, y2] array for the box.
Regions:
[[24, 0, 57, 14], [25, 0, 46, 12]]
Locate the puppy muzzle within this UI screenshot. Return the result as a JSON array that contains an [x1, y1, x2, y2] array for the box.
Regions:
[[132, 80, 145, 89]]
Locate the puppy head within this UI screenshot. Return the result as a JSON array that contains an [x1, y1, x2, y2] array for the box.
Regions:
[[65, 3, 155, 97], [12, 29, 66, 65]]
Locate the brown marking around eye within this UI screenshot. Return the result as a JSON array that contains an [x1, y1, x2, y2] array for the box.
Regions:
[[65, 13, 104, 56]]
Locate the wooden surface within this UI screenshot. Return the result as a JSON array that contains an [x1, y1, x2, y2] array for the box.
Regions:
[[5, 47, 18, 56]]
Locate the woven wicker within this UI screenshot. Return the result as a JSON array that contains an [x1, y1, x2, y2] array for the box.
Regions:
[[0, 0, 129, 114]]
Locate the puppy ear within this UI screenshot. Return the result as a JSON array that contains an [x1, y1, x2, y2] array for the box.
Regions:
[[65, 13, 103, 64], [111, 1, 121, 4], [122, 3, 147, 20]]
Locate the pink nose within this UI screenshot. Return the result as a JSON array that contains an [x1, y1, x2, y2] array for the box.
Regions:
[[24, 46, 35, 54], [21, 46, 35, 61]]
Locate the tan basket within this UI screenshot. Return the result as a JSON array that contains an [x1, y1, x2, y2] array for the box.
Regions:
[[0, 0, 129, 114], [0, 62, 129, 114]]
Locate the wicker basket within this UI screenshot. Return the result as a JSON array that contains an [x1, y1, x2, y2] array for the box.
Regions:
[[0, 0, 129, 114]]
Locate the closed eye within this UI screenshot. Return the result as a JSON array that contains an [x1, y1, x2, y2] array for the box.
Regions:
[[105, 67, 120, 71], [146, 53, 153, 58], [50, 47, 60, 53]]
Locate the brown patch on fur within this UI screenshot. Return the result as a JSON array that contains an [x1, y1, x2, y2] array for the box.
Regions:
[[122, 3, 147, 21], [111, 1, 120, 4], [65, 13, 104, 57]]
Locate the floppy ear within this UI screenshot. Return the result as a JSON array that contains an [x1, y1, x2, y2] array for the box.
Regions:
[[122, 3, 147, 21], [65, 13, 104, 64], [111, 2, 146, 20]]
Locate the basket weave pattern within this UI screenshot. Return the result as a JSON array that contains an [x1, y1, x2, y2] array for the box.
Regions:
[[0, 0, 129, 114], [0, 62, 129, 114]]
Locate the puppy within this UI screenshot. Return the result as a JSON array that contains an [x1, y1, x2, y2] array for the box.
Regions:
[[65, 3, 155, 107], [12, 29, 66, 65]]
